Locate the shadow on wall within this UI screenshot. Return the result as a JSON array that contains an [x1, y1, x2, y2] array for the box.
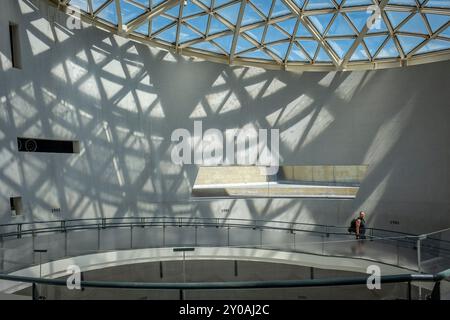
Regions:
[[0, 0, 449, 234]]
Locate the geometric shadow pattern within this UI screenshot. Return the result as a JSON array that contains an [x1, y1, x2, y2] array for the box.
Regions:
[[54, 0, 450, 71]]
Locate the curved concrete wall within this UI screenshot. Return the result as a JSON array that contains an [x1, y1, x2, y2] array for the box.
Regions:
[[0, 0, 449, 234]]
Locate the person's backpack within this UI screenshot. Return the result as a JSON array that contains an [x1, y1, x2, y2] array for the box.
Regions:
[[348, 218, 357, 233]]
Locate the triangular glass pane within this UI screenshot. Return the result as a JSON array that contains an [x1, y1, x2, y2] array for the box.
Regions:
[[216, 3, 241, 24], [155, 24, 177, 43], [246, 26, 265, 42], [327, 39, 355, 59], [388, 0, 416, 5], [350, 44, 369, 61], [400, 14, 429, 34], [69, 0, 88, 11], [441, 26, 450, 38], [267, 42, 290, 59], [208, 17, 229, 34], [271, 0, 291, 18], [179, 25, 201, 43], [425, 14, 450, 33], [296, 23, 313, 37], [316, 47, 332, 62], [265, 25, 289, 43], [299, 40, 318, 58], [288, 46, 308, 61], [132, 0, 151, 6], [240, 49, 273, 60], [327, 14, 356, 36], [120, 0, 146, 24], [182, 2, 205, 17], [425, 0, 450, 8], [235, 36, 256, 53], [92, 0, 107, 11], [191, 41, 224, 54], [397, 35, 425, 54], [242, 4, 264, 26], [306, 0, 335, 10], [292, 0, 306, 9], [308, 13, 334, 35], [198, 0, 212, 7], [416, 39, 450, 54], [150, 0, 165, 8], [97, 1, 118, 25], [151, 16, 174, 34], [213, 34, 233, 53], [343, 0, 372, 6], [188, 15, 209, 34], [165, 4, 180, 18], [386, 11, 410, 29], [278, 18, 298, 34], [135, 21, 149, 36], [346, 11, 372, 32], [364, 35, 388, 56], [251, 0, 272, 18], [214, 0, 232, 8], [376, 38, 400, 58]]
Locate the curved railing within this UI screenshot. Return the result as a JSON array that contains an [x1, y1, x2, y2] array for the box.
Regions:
[[0, 265, 449, 300], [1, 217, 450, 275]]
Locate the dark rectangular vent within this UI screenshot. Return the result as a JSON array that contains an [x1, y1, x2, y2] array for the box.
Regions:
[[17, 137, 80, 154], [9, 22, 21, 69], [10, 197, 23, 216]]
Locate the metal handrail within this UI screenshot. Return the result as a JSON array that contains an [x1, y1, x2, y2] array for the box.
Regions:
[[1, 216, 449, 249], [0, 268, 448, 290], [1, 216, 448, 238], [1, 216, 450, 278]]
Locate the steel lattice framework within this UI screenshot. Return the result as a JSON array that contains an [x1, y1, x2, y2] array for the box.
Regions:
[[51, 0, 450, 71]]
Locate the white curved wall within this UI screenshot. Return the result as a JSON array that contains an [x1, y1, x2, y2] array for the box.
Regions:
[[0, 246, 416, 293], [0, 0, 449, 234]]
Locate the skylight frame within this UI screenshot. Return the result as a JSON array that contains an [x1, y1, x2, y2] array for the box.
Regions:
[[52, 0, 450, 71]]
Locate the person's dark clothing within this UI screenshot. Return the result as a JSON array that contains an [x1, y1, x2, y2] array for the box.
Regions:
[[356, 217, 366, 239]]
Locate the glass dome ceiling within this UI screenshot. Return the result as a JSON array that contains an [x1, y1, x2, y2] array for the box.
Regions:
[[57, 0, 450, 71]]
